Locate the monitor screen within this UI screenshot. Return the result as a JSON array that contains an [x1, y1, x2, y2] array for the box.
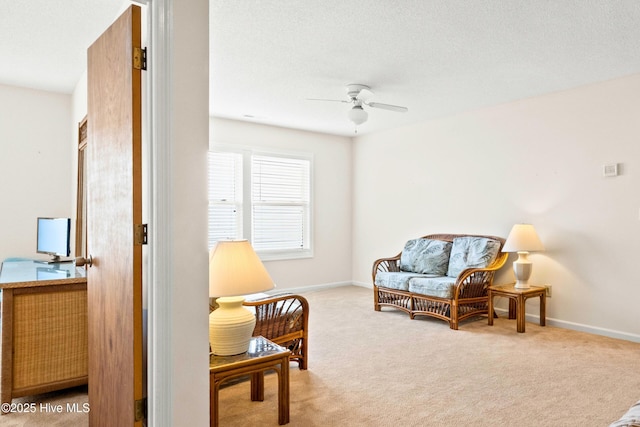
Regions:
[[37, 217, 71, 261]]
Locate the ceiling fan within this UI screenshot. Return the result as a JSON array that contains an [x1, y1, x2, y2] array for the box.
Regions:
[[309, 84, 408, 126]]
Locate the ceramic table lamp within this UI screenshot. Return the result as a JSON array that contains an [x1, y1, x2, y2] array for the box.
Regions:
[[502, 224, 545, 289], [209, 240, 274, 356]]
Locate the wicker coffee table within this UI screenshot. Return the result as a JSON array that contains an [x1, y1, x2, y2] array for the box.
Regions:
[[209, 336, 290, 426]]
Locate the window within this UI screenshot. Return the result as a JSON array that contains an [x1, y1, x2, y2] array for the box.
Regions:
[[208, 149, 312, 260], [207, 151, 243, 245]]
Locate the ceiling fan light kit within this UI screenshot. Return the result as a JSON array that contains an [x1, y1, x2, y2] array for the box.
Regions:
[[308, 83, 408, 127], [348, 105, 368, 125]]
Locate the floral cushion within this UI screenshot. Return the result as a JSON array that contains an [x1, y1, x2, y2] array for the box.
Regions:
[[610, 400, 640, 427], [400, 239, 452, 275], [446, 236, 501, 278], [375, 271, 439, 291], [408, 276, 457, 299]]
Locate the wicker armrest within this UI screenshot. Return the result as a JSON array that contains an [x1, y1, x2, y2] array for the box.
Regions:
[[372, 254, 402, 281], [243, 292, 293, 304], [243, 294, 309, 370], [454, 252, 509, 298]]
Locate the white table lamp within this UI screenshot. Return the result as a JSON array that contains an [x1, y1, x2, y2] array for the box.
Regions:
[[502, 224, 545, 289], [209, 240, 274, 356]]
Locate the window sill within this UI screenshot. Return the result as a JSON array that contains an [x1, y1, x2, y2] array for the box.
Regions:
[[258, 249, 313, 262]]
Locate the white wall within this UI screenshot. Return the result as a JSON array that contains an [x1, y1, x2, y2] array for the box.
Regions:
[[210, 118, 353, 290], [169, 0, 210, 424], [352, 73, 640, 340], [0, 84, 73, 261]]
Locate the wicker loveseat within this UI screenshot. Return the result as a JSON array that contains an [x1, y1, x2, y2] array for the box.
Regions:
[[373, 233, 508, 329]]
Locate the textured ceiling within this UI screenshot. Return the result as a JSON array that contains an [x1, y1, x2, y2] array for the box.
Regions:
[[1, 1, 639, 137], [210, 0, 640, 136], [0, 0, 124, 93]]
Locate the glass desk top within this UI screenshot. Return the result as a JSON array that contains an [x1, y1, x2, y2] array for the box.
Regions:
[[0, 259, 86, 287]]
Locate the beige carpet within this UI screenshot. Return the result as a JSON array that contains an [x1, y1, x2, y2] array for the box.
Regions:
[[4, 285, 640, 426], [1, 385, 88, 426]]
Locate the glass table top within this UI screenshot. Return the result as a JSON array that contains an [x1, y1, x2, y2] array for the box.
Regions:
[[210, 336, 288, 368]]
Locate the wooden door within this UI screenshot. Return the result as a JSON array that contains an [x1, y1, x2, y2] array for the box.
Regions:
[[87, 5, 144, 426]]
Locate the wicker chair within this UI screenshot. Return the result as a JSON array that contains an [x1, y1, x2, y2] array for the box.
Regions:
[[373, 233, 508, 330], [243, 293, 309, 370], [210, 293, 309, 369]]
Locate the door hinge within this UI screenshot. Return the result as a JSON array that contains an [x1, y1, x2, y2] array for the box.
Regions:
[[134, 224, 148, 245], [134, 397, 147, 422], [133, 47, 147, 70]]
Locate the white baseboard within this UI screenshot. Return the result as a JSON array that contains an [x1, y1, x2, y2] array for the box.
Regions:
[[315, 282, 640, 344], [352, 281, 372, 289], [520, 311, 640, 343], [489, 307, 640, 343], [267, 281, 354, 295]]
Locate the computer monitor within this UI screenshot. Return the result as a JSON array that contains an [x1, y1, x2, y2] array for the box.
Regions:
[[36, 217, 71, 263]]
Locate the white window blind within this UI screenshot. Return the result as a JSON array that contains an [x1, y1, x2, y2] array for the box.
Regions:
[[251, 155, 310, 252], [208, 151, 243, 247], [208, 149, 312, 259]]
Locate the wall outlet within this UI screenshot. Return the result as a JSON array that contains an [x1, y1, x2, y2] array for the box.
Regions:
[[544, 284, 552, 298]]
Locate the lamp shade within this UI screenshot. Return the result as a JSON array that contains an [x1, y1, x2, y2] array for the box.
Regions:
[[502, 224, 545, 253], [348, 105, 368, 125], [209, 240, 275, 297]]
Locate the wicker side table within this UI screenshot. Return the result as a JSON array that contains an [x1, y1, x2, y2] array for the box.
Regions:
[[210, 336, 290, 426], [488, 283, 546, 333]]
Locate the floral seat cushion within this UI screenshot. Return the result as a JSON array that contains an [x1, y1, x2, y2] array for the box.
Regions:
[[400, 238, 452, 276], [446, 236, 501, 278], [375, 271, 439, 291], [408, 276, 457, 299]]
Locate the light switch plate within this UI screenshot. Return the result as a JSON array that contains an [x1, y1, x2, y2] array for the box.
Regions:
[[603, 163, 618, 177]]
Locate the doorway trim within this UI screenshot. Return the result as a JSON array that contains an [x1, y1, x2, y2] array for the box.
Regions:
[[142, 0, 173, 425]]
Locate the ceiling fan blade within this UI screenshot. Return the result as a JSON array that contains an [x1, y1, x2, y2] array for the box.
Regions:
[[307, 98, 349, 103], [356, 88, 374, 102], [367, 102, 408, 113]]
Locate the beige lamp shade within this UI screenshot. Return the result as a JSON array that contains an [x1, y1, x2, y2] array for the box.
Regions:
[[208, 240, 275, 355], [502, 224, 545, 253], [209, 240, 275, 297]]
